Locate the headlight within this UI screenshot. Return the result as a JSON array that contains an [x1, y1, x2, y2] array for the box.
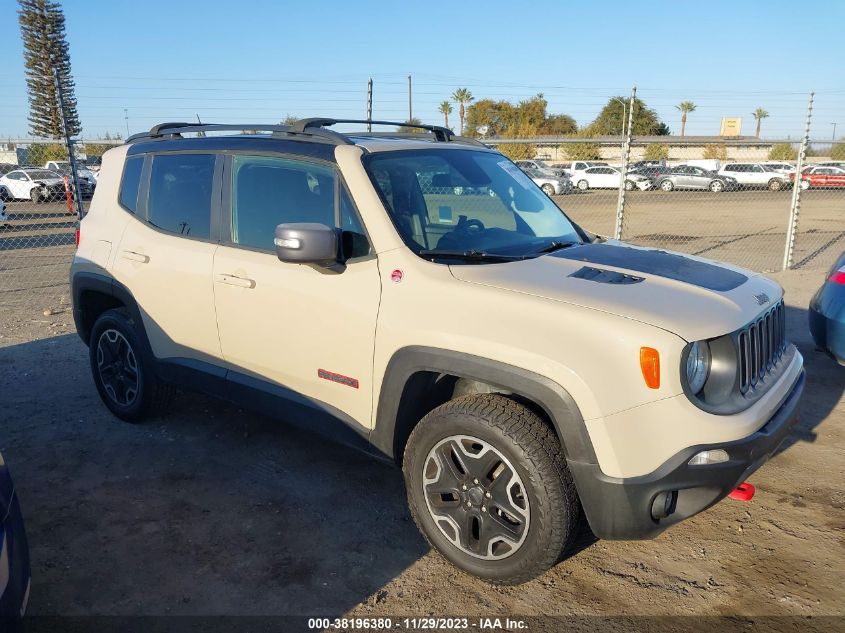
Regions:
[[685, 341, 711, 394]]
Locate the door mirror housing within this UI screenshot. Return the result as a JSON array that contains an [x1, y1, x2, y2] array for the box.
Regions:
[[274, 223, 339, 267]]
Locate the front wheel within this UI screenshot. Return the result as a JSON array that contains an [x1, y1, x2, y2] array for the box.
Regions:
[[624, 180, 635, 191], [403, 394, 581, 585], [541, 183, 555, 196], [768, 178, 783, 191], [577, 180, 589, 191], [800, 179, 810, 190], [30, 188, 43, 204], [660, 179, 674, 192], [709, 180, 724, 193]]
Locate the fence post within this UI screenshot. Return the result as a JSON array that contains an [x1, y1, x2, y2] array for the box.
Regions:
[[53, 65, 85, 217], [614, 85, 636, 240], [782, 91, 814, 270]]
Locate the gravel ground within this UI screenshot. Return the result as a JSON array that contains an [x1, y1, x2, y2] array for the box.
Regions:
[[0, 265, 842, 631]]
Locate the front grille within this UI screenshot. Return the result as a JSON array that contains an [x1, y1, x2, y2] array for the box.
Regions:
[[737, 300, 786, 394]]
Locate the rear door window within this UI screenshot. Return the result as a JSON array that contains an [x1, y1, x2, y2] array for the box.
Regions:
[[147, 154, 215, 239], [119, 156, 144, 213]]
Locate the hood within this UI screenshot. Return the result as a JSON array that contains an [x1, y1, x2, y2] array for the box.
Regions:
[[449, 241, 782, 341]]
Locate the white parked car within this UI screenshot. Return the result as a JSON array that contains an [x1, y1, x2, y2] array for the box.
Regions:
[[0, 168, 66, 202], [760, 162, 796, 175], [718, 163, 789, 191], [514, 159, 566, 178], [522, 167, 573, 195], [573, 166, 651, 191]]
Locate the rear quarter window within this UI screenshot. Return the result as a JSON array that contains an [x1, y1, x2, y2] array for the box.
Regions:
[[119, 156, 144, 213]]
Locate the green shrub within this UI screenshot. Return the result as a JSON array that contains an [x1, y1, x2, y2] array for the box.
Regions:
[[702, 144, 728, 161], [643, 143, 669, 161], [831, 140, 845, 160], [768, 143, 797, 161], [564, 142, 601, 160]]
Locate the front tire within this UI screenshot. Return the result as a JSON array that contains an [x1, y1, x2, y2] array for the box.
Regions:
[[768, 178, 783, 191], [660, 179, 674, 192], [709, 180, 724, 193], [577, 180, 589, 191], [624, 180, 635, 191], [800, 179, 810, 190], [89, 309, 173, 422], [403, 394, 581, 585], [541, 183, 555, 196], [30, 188, 42, 204]]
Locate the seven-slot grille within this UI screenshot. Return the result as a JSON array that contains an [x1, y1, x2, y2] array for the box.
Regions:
[[737, 301, 786, 394]]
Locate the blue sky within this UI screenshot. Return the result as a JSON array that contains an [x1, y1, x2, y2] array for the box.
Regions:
[[0, 0, 843, 139]]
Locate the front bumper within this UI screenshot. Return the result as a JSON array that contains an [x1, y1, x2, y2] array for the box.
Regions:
[[569, 369, 805, 539]]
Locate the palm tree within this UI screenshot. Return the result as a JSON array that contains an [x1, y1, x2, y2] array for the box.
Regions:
[[675, 101, 696, 137], [438, 100, 453, 129], [451, 88, 474, 135], [752, 107, 769, 137]]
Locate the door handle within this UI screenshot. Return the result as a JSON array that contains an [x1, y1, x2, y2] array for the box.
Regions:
[[121, 250, 149, 263], [215, 273, 256, 289]]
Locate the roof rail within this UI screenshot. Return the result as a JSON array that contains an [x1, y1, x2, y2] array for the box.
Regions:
[[290, 118, 456, 143], [128, 119, 485, 147]]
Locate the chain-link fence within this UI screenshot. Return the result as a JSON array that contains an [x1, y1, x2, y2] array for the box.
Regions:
[[0, 139, 121, 319]]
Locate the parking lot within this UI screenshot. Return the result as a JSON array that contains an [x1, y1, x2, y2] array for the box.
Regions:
[[0, 198, 843, 628]]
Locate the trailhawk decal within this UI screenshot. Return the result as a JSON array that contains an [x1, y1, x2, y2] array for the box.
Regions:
[[318, 369, 360, 389]]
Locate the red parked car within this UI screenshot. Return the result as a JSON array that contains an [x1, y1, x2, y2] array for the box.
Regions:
[[790, 165, 845, 189]]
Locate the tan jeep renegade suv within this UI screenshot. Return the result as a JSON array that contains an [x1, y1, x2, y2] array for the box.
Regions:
[[71, 119, 805, 584]]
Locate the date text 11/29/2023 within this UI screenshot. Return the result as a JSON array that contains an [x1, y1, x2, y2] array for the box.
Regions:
[[307, 617, 528, 630]]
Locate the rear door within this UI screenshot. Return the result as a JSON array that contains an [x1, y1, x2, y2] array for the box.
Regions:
[[212, 153, 380, 429], [111, 152, 223, 363]]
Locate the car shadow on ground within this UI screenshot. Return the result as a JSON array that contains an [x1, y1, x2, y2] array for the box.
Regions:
[[775, 304, 845, 455], [0, 334, 428, 617]]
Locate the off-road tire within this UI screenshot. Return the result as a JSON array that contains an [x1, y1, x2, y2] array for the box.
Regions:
[[403, 393, 581, 585], [89, 308, 173, 422]]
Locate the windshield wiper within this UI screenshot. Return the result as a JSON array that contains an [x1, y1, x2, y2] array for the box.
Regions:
[[417, 249, 524, 262], [530, 240, 580, 255]]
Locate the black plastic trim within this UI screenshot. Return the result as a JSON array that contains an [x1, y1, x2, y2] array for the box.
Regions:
[[371, 347, 596, 464]]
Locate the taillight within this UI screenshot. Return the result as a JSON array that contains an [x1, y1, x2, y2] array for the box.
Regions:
[[829, 271, 845, 284]]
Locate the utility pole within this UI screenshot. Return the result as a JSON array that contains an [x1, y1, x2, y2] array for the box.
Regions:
[[783, 92, 814, 270], [408, 74, 412, 122], [613, 86, 636, 241], [832, 122, 837, 141], [124, 108, 129, 137], [53, 65, 84, 216], [367, 78, 373, 132]]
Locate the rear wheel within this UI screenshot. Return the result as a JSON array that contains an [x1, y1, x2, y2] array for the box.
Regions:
[[709, 180, 724, 193], [541, 183, 555, 196], [89, 309, 173, 422], [768, 178, 783, 191], [403, 394, 581, 585], [800, 179, 810, 190], [660, 179, 674, 192], [577, 180, 589, 191]]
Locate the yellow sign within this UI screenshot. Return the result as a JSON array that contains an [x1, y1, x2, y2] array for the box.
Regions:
[[720, 117, 742, 136]]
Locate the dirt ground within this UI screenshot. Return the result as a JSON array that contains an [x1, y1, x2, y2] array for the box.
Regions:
[[0, 248, 843, 633]]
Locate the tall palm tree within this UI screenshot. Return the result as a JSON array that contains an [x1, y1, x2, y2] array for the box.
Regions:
[[752, 107, 770, 137], [451, 88, 474, 135], [675, 101, 696, 137], [438, 100, 453, 129]]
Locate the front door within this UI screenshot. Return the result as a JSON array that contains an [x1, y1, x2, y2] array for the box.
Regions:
[[212, 153, 380, 429]]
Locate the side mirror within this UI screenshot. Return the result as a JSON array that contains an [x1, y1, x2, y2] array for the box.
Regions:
[[274, 223, 338, 267]]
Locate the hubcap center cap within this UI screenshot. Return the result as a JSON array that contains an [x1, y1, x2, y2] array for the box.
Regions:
[[467, 486, 484, 506]]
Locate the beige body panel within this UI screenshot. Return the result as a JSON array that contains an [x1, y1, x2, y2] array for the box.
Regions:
[[212, 245, 381, 427], [112, 219, 221, 363]]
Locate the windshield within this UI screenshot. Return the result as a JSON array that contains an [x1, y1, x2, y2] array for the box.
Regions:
[[364, 149, 583, 259]]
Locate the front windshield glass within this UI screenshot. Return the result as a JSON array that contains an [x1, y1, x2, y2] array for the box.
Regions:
[[364, 149, 582, 258]]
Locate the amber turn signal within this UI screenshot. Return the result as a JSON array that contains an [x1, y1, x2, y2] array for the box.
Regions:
[[640, 347, 660, 389]]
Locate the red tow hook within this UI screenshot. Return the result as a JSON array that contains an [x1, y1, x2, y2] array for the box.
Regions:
[[728, 482, 755, 501]]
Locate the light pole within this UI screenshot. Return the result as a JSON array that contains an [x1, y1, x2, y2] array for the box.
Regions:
[[832, 122, 838, 141]]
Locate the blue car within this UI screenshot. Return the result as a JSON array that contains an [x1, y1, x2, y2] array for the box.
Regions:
[[809, 251, 845, 364], [0, 451, 30, 621]]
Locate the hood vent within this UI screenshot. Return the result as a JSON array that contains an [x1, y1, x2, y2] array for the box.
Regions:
[[569, 266, 644, 285]]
